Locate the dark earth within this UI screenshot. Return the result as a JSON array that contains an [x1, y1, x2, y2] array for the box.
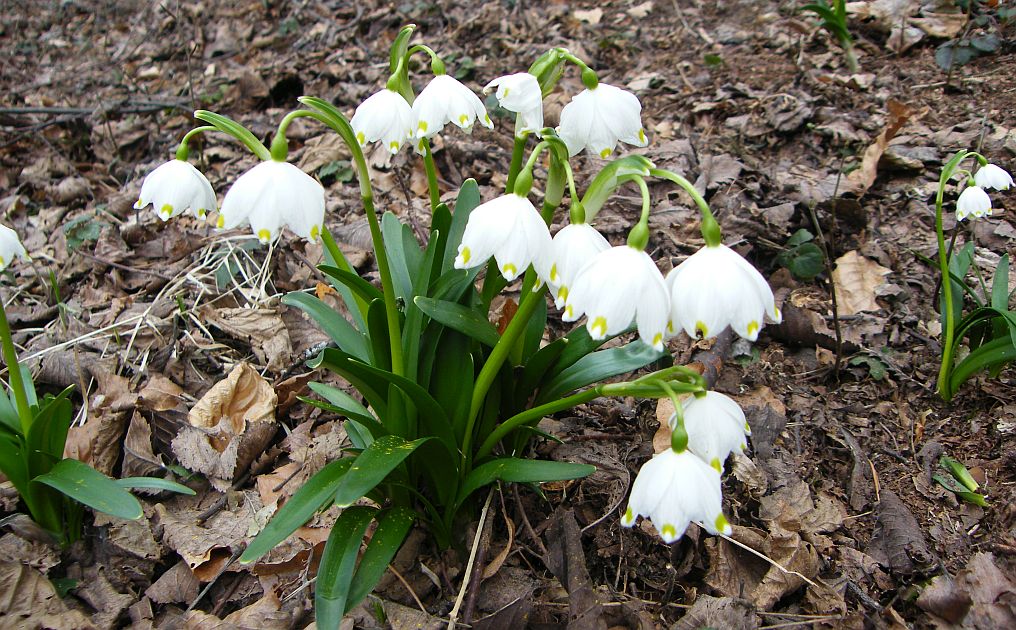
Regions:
[[1, 0, 1015, 628]]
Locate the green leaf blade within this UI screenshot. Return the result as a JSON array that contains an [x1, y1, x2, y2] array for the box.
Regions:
[[34, 459, 143, 520]]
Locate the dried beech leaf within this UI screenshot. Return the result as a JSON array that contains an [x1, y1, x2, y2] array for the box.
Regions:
[[832, 251, 891, 316], [845, 100, 923, 197], [0, 560, 96, 629], [199, 306, 293, 371], [145, 561, 200, 605], [183, 589, 294, 629], [674, 595, 757, 630]]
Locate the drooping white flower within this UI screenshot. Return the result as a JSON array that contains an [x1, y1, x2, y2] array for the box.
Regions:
[[563, 245, 669, 350], [218, 161, 325, 244], [621, 448, 733, 543], [413, 74, 493, 140], [540, 223, 610, 309], [666, 244, 780, 342], [0, 224, 28, 271], [350, 89, 414, 154], [973, 163, 1013, 191], [680, 391, 751, 473], [133, 159, 217, 221], [557, 82, 648, 158], [955, 185, 992, 221], [453, 194, 552, 282], [484, 72, 543, 137]]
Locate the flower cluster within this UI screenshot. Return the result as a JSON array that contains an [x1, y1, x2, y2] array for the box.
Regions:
[[956, 162, 1012, 221]]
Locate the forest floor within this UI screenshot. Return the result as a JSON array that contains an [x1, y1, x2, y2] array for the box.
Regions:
[[1, 1, 1015, 628]]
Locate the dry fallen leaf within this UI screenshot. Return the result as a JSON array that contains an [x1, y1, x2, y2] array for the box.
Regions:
[[199, 306, 294, 372], [845, 100, 923, 198], [832, 250, 892, 316], [574, 8, 603, 24], [0, 561, 96, 629]]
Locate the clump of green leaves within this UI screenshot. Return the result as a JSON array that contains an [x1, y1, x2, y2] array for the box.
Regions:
[[800, 0, 859, 72], [777, 229, 825, 280], [936, 1, 1012, 74], [934, 455, 987, 507]]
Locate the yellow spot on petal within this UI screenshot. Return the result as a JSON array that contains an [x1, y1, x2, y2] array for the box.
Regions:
[[356, 131, 366, 146], [197, 208, 207, 218], [216, 216, 225, 228], [502, 87, 510, 97], [484, 114, 491, 125], [310, 225, 320, 241], [652, 332, 663, 348], [638, 128, 646, 143], [565, 304, 574, 319], [557, 286, 569, 304], [747, 321, 760, 338], [695, 321, 709, 339], [622, 507, 634, 525], [389, 141, 399, 152], [599, 148, 611, 159], [459, 113, 469, 125], [160, 203, 174, 217], [710, 457, 722, 473], [417, 120, 428, 133], [661, 524, 677, 540], [667, 320, 674, 334], [715, 514, 731, 534], [0, 256, 5, 268], [502, 263, 518, 278], [257, 229, 271, 244], [134, 199, 144, 209], [549, 263, 559, 283], [591, 316, 607, 338], [460, 246, 471, 264], [773, 307, 782, 322]]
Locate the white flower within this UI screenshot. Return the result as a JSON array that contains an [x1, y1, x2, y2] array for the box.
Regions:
[[557, 82, 647, 158], [563, 245, 669, 350], [413, 74, 493, 140], [621, 448, 733, 543], [453, 194, 552, 282], [539, 223, 610, 309], [955, 185, 992, 221], [133, 159, 216, 221], [973, 163, 1013, 191], [680, 391, 751, 473], [484, 72, 543, 137], [666, 244, 780, 342], [350, 89, 414, 154], [0, 224, 28, 271], [218, 161, 325, 244]]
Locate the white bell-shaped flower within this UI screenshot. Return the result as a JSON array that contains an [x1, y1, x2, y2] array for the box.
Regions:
[[0, 224, 28, 271], [563, 245, 669, 350], [453, 194, 552, 282], [413, 74, 493, 140], [666, 244, 780, 342], [350, 88, 414, 154], [218, 161, 325, 244], [484, 72, 543, 137], [539, 223, 610, 309], [621, 448, 732, 543], [133, 159, 217, 221], [973, 163, 1013, 191], [955, 185, 992, 221], [680, 391, 751, 473], [557, 82, 647, 158]]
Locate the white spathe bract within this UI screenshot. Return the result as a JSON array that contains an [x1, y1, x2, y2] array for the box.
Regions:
[[133, 159, 216, 221], [351, 88, 414, 154], [484, 72, 543, 137], [0, 224, 28, 271], [667, 244, 780, 342], [973, 163, 1013, 191], [218, 161, 325, 244], [621, 448, 732, 543], [563, 245, 669, 350], [680, 391, 751, 473], [541, 223, 610, 309], [557, 82, 647, 158], [955, 185, 992, 221], [453, 193, 551, 282], [413, 74, 493, 140]]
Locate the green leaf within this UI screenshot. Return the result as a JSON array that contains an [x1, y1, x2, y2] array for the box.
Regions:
[[366, 298, 392, 373], [381, 212, 418, 302], [346, 507, 415, 612], [516, 336, 568, 402], [26, 387, 75, 473], [848, 355, 887, 380], [334, 436, 429, 507], [115, 477, 196, 495], [970, 34, 1000, 53], [306, 382, 382, 448], [62, 215, 104, 252], [282, 292, 369, 362], [318, 265, 384, 305], [240, 458, 354, 564], [538, 341, 668, 404], [947, 335, 1016, 398], [457, 458, 595, 510], [991, 254, 1010, 310], [414, 297, 500, 347], [321, 228, 368, 331], [443, 179, 481, 274], [786, 228, 815, 248], [312, 348, 390, 421], [315, 506, 376, 630], [785, 242, 825, 280], [34, 459, 142, 520], [0, 388, 19, 434]]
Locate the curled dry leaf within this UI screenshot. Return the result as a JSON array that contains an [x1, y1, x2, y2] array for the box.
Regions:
[[832, 250, 891, 316], [198, 306, 294, 372], [845, 100, 923, 198], [0, 560, 95, 629], [183, 588, 295, 630]]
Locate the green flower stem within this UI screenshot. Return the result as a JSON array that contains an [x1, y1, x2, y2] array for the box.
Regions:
[[193, 110, 271, 161], [475, 387, 603, 461], [0, 302, 31, 433], [505, 134, 527, 193], [291, 102, 405, 377], [626, 176, 652, 250], [421, 138, 441, 210], [408, 44, 445, 75], [650, 168, 721, 247], [462, 288, 545, 470], [658, 381, 689, 453], [175, 125, 216, 161]]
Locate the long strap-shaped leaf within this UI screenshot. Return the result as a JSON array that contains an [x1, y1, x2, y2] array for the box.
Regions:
[[282, 292, 370, 362], [345, 506, 415, 613], [455, 458, 595, 512], [34, 459, 143, 520], [315, 506, 376, 630], [414, 297, 500, 347], [334, 435, 430, 507], [536, 340, 669, 404], [240, 458, 354, 564]]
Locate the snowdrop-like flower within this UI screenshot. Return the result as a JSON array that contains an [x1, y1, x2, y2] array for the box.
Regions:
[[666, 244, 780, 342], [621, 448, 732, 543], [540, 223, 610, 309], [973, 163, 1013, 191], [218, 161, 325, 244], [133, 159, 217, 221], [0, 224, 28, 271], [484, 72, 543, 137], [453, 194, 551, 282], [955, 185, 992, 221], [680, 391, 750, 473], [563, 245, 669, 350], [413, 74, 493, 140], [557, 82, 647, 158], [350, 89, 414, 154]]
